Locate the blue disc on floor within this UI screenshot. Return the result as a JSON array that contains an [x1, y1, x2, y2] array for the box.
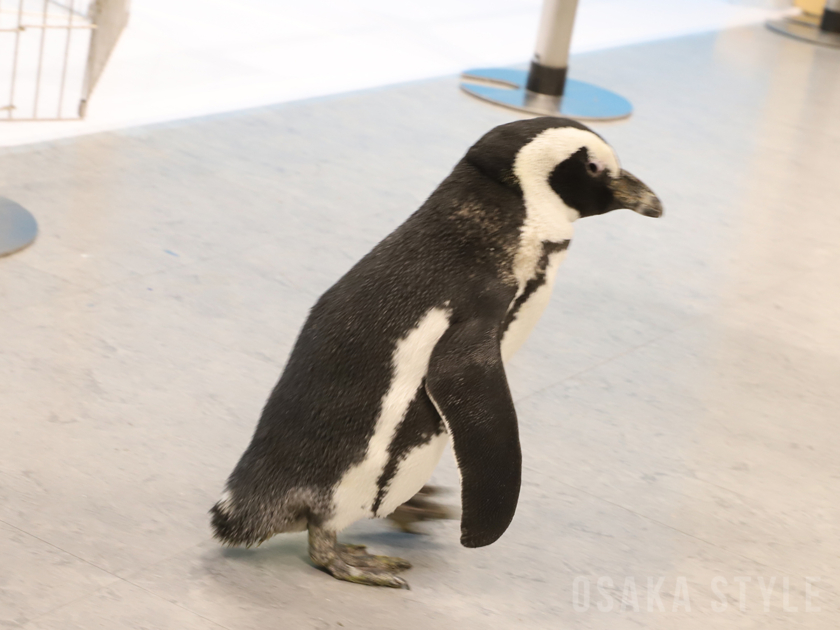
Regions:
[[0, 197, 38, 257], [460, 68, 632, 121]]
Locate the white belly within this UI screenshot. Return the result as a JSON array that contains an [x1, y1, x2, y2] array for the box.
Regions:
[[326, 307, 451, 532], [376, 432, 448, 517], [501, 251, 566, 362]]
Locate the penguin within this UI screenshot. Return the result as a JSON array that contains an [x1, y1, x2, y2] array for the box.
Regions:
[[210, 117, 663, 589]]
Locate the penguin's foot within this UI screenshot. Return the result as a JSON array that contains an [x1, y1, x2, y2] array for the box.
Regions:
[[308, 526, 410, 589], [339, 543, 412, 572], [387, 485, 458, 534]]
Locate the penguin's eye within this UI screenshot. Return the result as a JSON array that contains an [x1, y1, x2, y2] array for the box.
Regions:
[[587, 161, 603, 176]]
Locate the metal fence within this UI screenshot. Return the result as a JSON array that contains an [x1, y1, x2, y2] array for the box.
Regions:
[[1, 0, 129, 121]]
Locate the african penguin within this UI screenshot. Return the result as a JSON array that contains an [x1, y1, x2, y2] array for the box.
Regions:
[[211, 117, 663, 589]]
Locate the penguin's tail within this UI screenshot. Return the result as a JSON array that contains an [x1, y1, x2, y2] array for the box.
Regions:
[[209, 486, 309, 547]]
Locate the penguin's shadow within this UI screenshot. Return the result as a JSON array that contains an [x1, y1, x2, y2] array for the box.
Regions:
[[200, 523, 453, 603], [194, 537, 310, 607], [349, 529, 414, 544], [218, 533, 307, 565], [346, 526, 441, 554], [216, 522, 441, 569]]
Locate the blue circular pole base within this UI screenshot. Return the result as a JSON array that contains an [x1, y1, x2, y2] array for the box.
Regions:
[[461, 67, 632, 121], [0, 198, 38, 257]]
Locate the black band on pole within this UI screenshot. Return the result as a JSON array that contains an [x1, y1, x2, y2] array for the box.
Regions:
[[526, 61, 568, 96], [821, 8, 840, 33], [459, 0, 632, 120]]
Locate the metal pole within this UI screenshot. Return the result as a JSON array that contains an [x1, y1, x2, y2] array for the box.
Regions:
[[460, 0, 632, 121], [767, 0, 840, 47], [527, 0, 577, 96]]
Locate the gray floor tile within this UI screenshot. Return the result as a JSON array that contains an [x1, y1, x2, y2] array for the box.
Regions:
[[514, 277, 840, 599], [0, 521, 116, 627], [0, 258, 78, 314], [0, 298, 282, 574], [21, 580, 229, 630], [121, 485, 834, 629]]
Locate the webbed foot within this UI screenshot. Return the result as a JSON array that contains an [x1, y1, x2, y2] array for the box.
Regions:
[[339, 543, 411, 572], [308, 526, 410, 589], [387, 485, 457, 534]]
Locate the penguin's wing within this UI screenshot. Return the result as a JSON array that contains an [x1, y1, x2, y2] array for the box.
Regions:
[[425, 310, 520, 548]]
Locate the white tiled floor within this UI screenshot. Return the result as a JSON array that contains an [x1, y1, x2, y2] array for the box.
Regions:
[[0, 0, 795, 146]]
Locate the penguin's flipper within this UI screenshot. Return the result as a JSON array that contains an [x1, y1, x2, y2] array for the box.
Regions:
[[426, 315, 520, 549]]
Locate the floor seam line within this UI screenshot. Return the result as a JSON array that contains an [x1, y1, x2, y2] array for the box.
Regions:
[[3, 520, 234, 629], [18, 578, 124, 628], [514, 322, 692, 405], [109, 579, 236, 630], [0, 518, 122, 577], [1, 236, 289, 318]]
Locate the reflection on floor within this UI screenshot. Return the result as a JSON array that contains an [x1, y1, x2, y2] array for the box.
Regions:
[[1, 25, 839, 629]]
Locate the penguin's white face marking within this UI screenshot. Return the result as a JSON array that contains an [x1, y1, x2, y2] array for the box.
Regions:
[[514, 126, 619, 228], [509, 128, 616, 303], [500, 128, 619, 356], [327, 306, 451, 532]]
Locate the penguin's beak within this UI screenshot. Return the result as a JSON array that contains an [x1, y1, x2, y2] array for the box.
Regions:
[[608, 170, 663, 218]]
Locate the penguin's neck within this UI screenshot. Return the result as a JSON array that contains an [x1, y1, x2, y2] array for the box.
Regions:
[[512, 183, 576, 291], [500, 189, 573, 361]]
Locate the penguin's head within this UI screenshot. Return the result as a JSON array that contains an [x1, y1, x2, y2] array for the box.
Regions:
[[465, 117, 663, 221]]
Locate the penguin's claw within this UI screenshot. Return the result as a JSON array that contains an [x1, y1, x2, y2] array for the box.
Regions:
[[324, 558, 409, 589]]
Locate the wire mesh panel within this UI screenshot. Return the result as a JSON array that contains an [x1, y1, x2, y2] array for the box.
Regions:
[[0, 0, 128, 121]]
